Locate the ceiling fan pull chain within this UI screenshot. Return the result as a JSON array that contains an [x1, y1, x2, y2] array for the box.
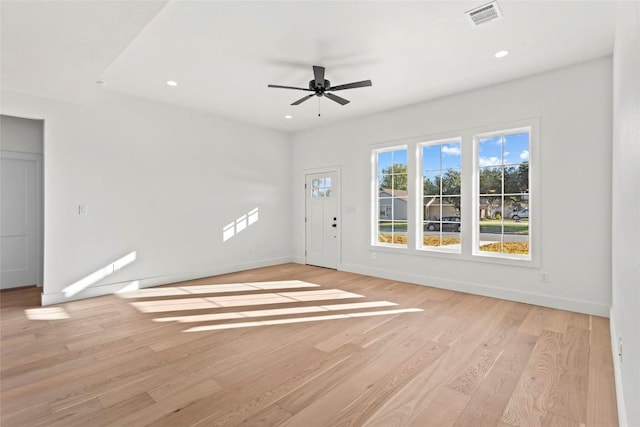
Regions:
[[318, 98, 321, 117]]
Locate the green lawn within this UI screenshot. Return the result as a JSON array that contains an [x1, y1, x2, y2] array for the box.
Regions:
[[378, 222, 407, 232], [379, 219, 528, 235], [479, 219, 529, 234]]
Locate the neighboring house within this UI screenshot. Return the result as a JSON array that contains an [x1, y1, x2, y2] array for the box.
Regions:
[[421, 197, 528, 221], [423, 196, 458, 220], [478, 198, 528, 219], [478, 200, 501, 219], [379, 188, 407, 220], [381, 192, 460, 221]]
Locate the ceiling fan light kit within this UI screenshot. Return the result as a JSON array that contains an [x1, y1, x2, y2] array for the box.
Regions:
[[268, 65, 372, 114]]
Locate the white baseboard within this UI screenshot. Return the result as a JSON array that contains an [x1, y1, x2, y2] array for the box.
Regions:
[[290, 256, 305, 265], [41, 256, 294, 306], [338, 263, 610, 317], [609, 307, 628, 427]]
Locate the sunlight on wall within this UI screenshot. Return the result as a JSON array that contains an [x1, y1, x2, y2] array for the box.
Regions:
[[62, 251, 137, 298], [25, 307, 70, 320], [223, 208, 259, 242], [184, 308, 423, 332]]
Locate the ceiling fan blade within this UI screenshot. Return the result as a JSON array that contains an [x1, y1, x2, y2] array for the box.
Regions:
[[325, 92, 350, 106], [329, 80, 372, 91], [313, 65, 325, 88], [268, 84, 313, 91], [291, 94, 315, 105]]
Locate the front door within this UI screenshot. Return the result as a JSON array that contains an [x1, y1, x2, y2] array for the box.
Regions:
[[1, 152, 40, 289], [305, 171, 339, 269]]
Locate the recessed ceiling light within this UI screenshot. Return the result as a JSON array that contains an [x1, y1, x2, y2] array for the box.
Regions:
[[284, 115, 292, 119], [166, 80, 178, 87], [494, 50, 509, 58], [96, 80, 108, 86]]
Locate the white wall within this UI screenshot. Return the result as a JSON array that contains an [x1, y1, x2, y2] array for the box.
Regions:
[[1, 89, 292, 304], [0, 114, 43, 154], [292, 57, 612, 316], [611, 2, 640, 426]]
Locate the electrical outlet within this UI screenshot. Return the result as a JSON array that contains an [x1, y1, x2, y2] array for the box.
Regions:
[[540, 272, 550, 283], [78, 204, 88, 216], [371, 252, 376, 260]]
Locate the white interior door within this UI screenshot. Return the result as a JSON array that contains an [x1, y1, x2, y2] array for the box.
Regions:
[[1, 153, 40, 289], [305, 171, 340, 269]]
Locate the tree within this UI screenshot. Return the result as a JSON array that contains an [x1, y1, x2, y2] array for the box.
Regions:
[[504, 162, 529, 210], [441, 169, 461, 195], [504, 162, 529, 194], [442, 169, 461, 210], [423, 175, 440, 195], [516, 162, 529, 192], [379, 164, 408, 190], [479, 163, 528, 217], [479, 167, 502, 194], [421, 169, 461, 211]]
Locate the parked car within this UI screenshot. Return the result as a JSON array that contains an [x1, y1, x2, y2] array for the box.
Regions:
[[510, 209, 529, 220], [425, 216, 461, 232]]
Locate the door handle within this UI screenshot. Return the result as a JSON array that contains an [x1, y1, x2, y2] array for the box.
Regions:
[[332, 224, 337, 228]]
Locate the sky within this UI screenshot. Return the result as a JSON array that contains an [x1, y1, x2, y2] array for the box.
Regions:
[[377, 149, 407, 175], [377, 131, 529, 175], [478, 132, 529, 168], [423, 140, 461, 171]]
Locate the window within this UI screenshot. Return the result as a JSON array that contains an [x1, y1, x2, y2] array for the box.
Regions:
[[311, 177, 332, 198], [374, 147, 408, 246], [420, 139, 462, 253], [370, 120, 536, 265], [475, 128, 530, 259]]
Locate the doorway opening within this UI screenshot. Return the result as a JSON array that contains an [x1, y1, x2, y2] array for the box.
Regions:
[[1, 115, 44, 290]]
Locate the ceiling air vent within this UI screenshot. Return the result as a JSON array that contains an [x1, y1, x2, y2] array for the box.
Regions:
[[466, 1, 502, 26]]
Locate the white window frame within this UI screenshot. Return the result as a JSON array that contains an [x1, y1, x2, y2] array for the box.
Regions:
[[471, 121, 540, 266], [372, 145, 409, 248], [417, 137, 463, 254]]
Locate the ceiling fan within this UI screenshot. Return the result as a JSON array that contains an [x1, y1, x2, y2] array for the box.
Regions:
[[268, 65, 372, 107]]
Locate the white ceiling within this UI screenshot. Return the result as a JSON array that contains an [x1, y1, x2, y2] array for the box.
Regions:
[[1, 1, 617, 133]]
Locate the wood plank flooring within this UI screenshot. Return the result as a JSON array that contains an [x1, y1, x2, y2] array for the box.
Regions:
[[0, 264, 618, 426]]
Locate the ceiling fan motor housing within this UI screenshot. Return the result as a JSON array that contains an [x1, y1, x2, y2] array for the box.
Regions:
[[309, 79, 330, 93]]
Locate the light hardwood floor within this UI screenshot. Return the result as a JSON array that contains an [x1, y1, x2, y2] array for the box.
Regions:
[[0, 264, 618, 426]]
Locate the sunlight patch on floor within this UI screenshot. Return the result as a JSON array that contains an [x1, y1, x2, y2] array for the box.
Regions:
[[117, 280, 320, 299], [121, 278, 423, 332], [25, 306, 70, 320], [154, 300, 398, 323], [183, 308, 424, 332], [130, 289, 364, 313]]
